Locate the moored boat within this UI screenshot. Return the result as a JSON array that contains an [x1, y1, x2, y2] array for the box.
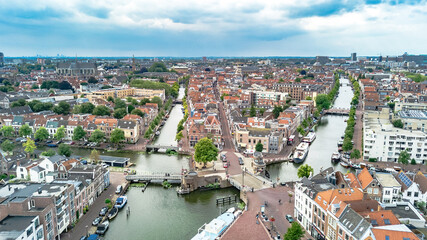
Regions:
[[191, 209, 236, 240], [340, 161, 350, 168], [115, 195, 128, 209], [302, 132, 316, 144], [337, 140, 343, 147], [331, 152, 341, 163], [293, 142, 309, 164], [107, 207, 118, 220]]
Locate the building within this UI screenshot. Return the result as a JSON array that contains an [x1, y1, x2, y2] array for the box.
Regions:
[[0, 52, 4, 66], [0, 215, 44, 240], [56, 62, 97, 76], [351, 53, 357, 62], [86, 88, 165, 102], [375, 173, 401, 204], [396, 110, 427, 133]]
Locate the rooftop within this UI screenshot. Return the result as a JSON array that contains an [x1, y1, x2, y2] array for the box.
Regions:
[[375, 173, 401, 188], [0, 216, 36, 239]]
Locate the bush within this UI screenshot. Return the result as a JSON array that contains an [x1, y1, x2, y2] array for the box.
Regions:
[[368, 158, 377, 162]]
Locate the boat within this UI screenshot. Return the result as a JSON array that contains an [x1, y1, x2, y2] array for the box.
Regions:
[[191, 211, 235, 240], [340, 161, 350, 168], [292, 142, 309, 164], [331, 152, 341, 163], [337, 140, 343, 147], [107, 207, 118, 220], [302, 132, 316, 144], [155, 131, 161, 136], [115, 195, 128, 209]]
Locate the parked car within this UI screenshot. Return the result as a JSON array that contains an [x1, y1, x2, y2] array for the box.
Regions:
[[95, 221, 109, 235], [47, 143, 58, 147], [115, 185, 123, 194], [285, 214, 294, 223], [223, 162, 228, 168], [79, 236, 87, 240], [87, 235, 99, 240], [238, 157, 244, 165], [92, 217, 102, 226], [46, 140, 53, 144], [15, 137, 26, 142], [70, 141, 75, 145], [99, 207, 108, 216]]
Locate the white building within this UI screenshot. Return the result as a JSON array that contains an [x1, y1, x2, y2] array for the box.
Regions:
[[363, 110, 427, 163], [399, 171, 427, 206], [375, 173, 401, 204], [0, 215, 44, 240]]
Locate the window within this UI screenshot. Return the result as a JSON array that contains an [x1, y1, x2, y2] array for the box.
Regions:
[[414, 192, 419, 197], [384, 219, 391, 225], [407, 192, 412, 197]]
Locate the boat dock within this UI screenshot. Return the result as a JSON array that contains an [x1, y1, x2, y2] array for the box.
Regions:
[[216, 195, 239, 206]]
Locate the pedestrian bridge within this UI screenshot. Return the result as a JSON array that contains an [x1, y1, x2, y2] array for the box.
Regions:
[[126, 172, 182, 183], [324, 108, 350, 116], [145, 144, 179, 153]]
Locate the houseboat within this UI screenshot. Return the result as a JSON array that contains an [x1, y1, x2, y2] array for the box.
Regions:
[[292, 142, 309, 164], [115, 195, 128, 209], [302, 132, 316, 144], [191, 208, 236, 240], [331, 152, 341, 163]]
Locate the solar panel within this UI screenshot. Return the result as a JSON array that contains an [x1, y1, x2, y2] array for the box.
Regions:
[[398, 172, 413, 188]]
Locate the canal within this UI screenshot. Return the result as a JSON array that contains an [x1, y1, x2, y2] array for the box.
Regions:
[[73, 87, 240, 240], [267, 78, 354, 182]]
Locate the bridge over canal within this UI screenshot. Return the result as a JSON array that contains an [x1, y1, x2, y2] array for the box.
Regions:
[[145, 144, 179, 153], [126, 172, 182, 184], [324, 108, 350, 116]]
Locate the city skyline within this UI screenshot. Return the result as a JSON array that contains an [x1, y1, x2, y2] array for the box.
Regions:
[[1, 0, 427, 57]]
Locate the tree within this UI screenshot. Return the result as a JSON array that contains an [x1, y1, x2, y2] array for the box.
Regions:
[[113, 108, 127, 119], [297, 164, 314, 178], [342, 138, 353, 152], [249, 105, 257, 117], [283, 222, 305, 240], [41, 149, 56, 157], [398, 150, 410, 165], [92, 105, 111, 116], [255, 142, 263, 152], [107, 96, 114, 102], [273, 106, 283, 119], [58, 144, 72, 157], [194, 137, 218, 167], [58, 81, 73, 90], [315, 94, 331, 111], [110, 129, 125, 146], [297, 126, 305, 136], [90, 149, 100, 164], [127, 104, 135, 113], [23, 138, 37, 157], [73, 126, 86, 141], [1, 126, 14, 138], [150, 96, 163, 108], [131, 109, 145, 118], [35, 127, 49, 141], [140, 98, 150, 105], [89, 129, 105, 143], [79, 102, 95, 114], [19, 124, 32, 137], [114, 98, 126, 109], [1, 140, 14, 154], [53, 101, 71, 115], [392, 119, 404, 128], [148, 62, 168, 72], [54, 126, 66, 140], [350, 149, 361, 160], [88, 77, 98, 84], [411, 159, 416, 165]]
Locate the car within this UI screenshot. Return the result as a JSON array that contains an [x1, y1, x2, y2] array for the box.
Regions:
[[92, 216, 102, 226], [99, 207, 108, 216], [115, 185, 123, 194], [95, 221, 109, 235], [70, 141, 75, 145], [47, 143, 58, 148], [46, 140, 53, 144], [286, 214, 294, 223], [238, 157, 244, 165], [79, 236, 87, 240], [223, 162, 228, 168]]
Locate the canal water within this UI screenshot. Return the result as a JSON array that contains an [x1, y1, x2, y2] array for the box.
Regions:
[[267, 78, 353, 182], [73, 87, 240, 240]]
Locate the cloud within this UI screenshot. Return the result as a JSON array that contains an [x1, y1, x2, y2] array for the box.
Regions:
[[0, 0, 426, 56]]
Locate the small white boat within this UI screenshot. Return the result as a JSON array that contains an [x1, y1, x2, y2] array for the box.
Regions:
[[337, 140, 343, 147], [115, 195, 128, 209], [331, 152, 341, 163], [108, 207, 118, 220], [293, 142, 309, 164], [155, 131, 161, 136], [302, 132, 316, 144], [340, 161, 350, 168]]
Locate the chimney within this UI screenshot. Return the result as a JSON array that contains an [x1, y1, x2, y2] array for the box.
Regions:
[[363, 191, 368, 200], [17, 160, 20, 167], [377, 204, 382, 211]]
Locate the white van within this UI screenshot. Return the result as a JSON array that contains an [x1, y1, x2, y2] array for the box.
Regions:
[[115, 185, 123, 194]]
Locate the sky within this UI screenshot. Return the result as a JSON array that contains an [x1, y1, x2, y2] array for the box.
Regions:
[[1, 0, 427, 57]]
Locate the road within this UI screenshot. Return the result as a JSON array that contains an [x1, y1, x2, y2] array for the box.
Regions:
[[60, 172, 126, 240]]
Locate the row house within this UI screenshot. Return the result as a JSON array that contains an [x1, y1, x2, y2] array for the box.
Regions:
[[397, 171, 427, 206], [204, 115, 222, 147]]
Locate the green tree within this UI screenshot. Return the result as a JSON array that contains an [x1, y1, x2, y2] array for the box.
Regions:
[[297, 164, 314, 178], [41, 149, 56, 157], [1, 140, 14, 154], [131, 109, 145, 118], [315, 94, 331, 111], [255, 142, 263, 152], [89, 129, 105, 143], [88, 76, 98, 84], [350, 149, 361, 159], [150, 96, 163, 108], [54, 126, 66, 140], [194, 137, 218, 167], [175, 131, 184, 141], [107, 96, 114, 102], [273, 106, 283, 118], [392, 119, 404, 128], [23, 138, 37, 157], [148, 62, 168, 72], [113, 108, 127, 119], [90, 149, 101, 164], [52, 101, 71, 115], [398, 150, 410, 165], [342, 138, 353, 152], [140, 98, 150, 105], [249, 105, 256, 117], [72, 126, 86, 141], [127, 104, 135, 113], [411, 159, 416, 165], [35, 127, 49, 141], [1, 126, 14, 138], [79, 102, 95, 114], [58, 143, 72, 157], [131, 98, 139, 106], [114, 98, 126, 109], [110, 129, 125, 146], [283, 222, 305, 240], [92, 105, 111, 116], [297, 126, 306, 136], [19, 124, 32, 137]]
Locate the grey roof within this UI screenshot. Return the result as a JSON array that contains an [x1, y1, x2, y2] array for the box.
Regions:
[[118, 120, 136, 129], [398, 110, 427, 120], [384, 204, 420, 220], [0, 216, 37, 239], [45, 121, 58, 128], [47, 155, 67, 164], [0, 105, 33, 115], [248, 128, 271, 137], [57, 62, 96, 69], [339, 207, 370, 239]]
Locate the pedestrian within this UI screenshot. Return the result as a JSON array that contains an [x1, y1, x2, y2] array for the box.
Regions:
[[279, 199, 281, 205]]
